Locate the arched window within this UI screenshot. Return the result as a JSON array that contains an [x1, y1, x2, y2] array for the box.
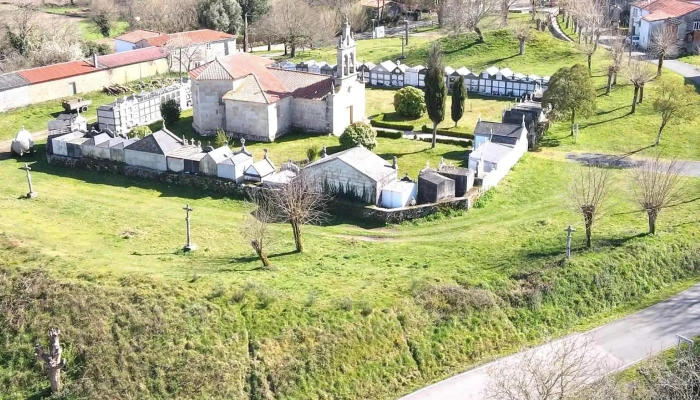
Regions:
[[349, 53, 355, 73], [344, 54, 349, 75]]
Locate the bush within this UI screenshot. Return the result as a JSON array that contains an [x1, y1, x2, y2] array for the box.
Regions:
[[420, 124, 475, 139], [393, 86, 426, 118], [339, 122, 377, 150], [371, 116, 416, 131], [160, 99, 181, 126], [376, 129, 403, 139], [306, 145, 320, 161], [214, 129, 229, 148], [82, 41, 111, 56], [129, 125, 151, 138]]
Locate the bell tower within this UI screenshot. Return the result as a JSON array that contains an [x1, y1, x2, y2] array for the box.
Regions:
[[335, 17, 356, 86]]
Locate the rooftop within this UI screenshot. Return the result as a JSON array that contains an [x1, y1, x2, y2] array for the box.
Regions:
[[632, 0, 700, 21], [97, 47, 168, 68], [124, 129, 183, 155], [305, 145, 396, 183], [17, 60, 96, 84], [470, 142, 515, 164], [114, 29, 162, 44], [474, 121, 525, 138], [140, 29, 235, 47]]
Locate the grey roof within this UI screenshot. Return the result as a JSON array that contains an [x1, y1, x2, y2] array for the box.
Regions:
[[470, 142, 514, 164], [111, 138, 138, 149], [246, 158, 276, 177], [124, 129, 183, 154], [204, 146, 233, 163], [438, 165, 474, 177], [474, 121, 524, 139], [512, 101, 544, 113], [419, 169, 454, 185], [167, 145, 206, 160], [383, 180, 416, 193], [304, 145, 395, 183], [84, 133, 111, 146], [503, 110, 534, 127], [0, 72, 29, 91], [220, 152, 253, 165], [98, 137, 127, 148]]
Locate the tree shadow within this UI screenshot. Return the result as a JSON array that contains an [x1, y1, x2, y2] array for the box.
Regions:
[[579, 113, 630, 129], [596, 233, 647, 248], [595, 105, 627, 116], [26, 388, 52, 400]]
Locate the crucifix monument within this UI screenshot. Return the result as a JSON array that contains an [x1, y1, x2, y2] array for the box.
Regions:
[[565, 225, 576, 258], [22, 163, 37, 198]]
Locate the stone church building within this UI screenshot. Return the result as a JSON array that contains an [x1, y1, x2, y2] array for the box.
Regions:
[[189, 21, 365, 142]]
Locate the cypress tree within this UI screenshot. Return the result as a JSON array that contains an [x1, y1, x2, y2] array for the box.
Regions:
[[451, 76, 467, 127], [425, 42, 446, 149]]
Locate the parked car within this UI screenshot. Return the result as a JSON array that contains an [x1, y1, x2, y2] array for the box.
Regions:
[[10, 127, 35, 156]]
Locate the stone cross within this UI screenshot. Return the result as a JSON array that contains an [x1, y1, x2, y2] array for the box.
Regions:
[[22, 163, 37, 198], [565, 225, 576, 258], [183, 204, 196, 251]]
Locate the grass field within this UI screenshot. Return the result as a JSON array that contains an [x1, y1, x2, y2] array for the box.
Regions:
[[79, 19, 130, 41], [2, 17, 700, 400]]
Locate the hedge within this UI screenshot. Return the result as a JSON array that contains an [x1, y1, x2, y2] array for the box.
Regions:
[[420, 125, 475, 140], [417, 137, 472, 147], [376, 130, 404, 139], [370, 114, 416, 131]]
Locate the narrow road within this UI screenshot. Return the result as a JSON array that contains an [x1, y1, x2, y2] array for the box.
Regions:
[[650, 59, 700, 87], [400, 283, 700, 399]]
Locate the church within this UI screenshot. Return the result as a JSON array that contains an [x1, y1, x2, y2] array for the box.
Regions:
[[189, 21, 366, 142]]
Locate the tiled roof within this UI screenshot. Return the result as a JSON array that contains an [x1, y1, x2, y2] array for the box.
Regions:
[[115, 29, 162, 44], [223, 75, 269, 103], [0, 72, 29, 91], [304, 145, 395, 183], [125, 129, 183, 154], [268, 69, 332, 100], [17, 60, 97, 84], [474, 121, 524, 138], [97, 47, 168, 68], [633, 0, 700, 20], [140, 29, 235, 47]]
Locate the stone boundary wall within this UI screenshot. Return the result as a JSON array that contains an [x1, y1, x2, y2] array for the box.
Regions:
[[47, 154, 481, 224]]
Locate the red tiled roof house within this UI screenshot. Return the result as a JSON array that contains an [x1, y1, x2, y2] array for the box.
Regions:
[[630, 0, 700, 51], [133, 29, 237, 72], [188, 22, 365, 142]]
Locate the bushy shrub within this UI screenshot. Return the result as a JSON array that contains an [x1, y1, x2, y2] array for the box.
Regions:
[[376, 129, 403, 139], [214, 128, 229, 148], [339, 122, 377, 150], [371, 115, 416, 131], [129, 125, 151, 138], [82, 41, 111, 56], [160, 99, 181, 126], [393, 86, 426, 118], [306, 145, 320, 161]]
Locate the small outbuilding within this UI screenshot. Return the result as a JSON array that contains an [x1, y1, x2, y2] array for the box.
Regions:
[[166, 145, 206, 173], [244, 150, 276, 182], [380, 180, 418, 209], [81, 133, 112, 159], [217, 140, 253, 183], [417, 168, 455, 204], [437, 163, 474, 197], [51, 131, 86, 157], [200, 145, 234, 176], [124, 128, 184, 171]]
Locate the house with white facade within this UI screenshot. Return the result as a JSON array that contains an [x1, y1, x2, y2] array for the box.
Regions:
[[301, 144, 397, 205], [468, 119, 529, 190], [114, 29, 162, 53], [133, 29, 237, 71], [630, 0, 700, 51], [124, 128, 185, 171], [189, 20, 366, 141]]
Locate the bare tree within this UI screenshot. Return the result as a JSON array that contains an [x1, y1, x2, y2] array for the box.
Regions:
[[243, 190, 276, 268], [579, 35, 596, 74], [35, 328, 67, 394], [4, 1, 39, 56], [270, 174, 329, 253], [442, 0, 495, 42], [500, 0, 517, 26], [570, 164, 612, 249], [164, 36, 205, 74], [258, 0, 333, 58], [511, 22, 531, 55], [632, 155, 684, 235], [638, 349, 700, 399], [648, 25, 681, 76], [125, 0, 199, 33], [605, 37, 625, 94], [486, 335, 614, 399], [626, 60, 656, 114]]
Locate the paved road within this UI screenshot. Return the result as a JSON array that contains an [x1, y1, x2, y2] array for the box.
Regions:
[[650, 59, 700, 87], [400, 283, 700, 400]]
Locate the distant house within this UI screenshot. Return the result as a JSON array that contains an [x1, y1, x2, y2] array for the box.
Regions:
[[124, 128, 184, 171], [630, 0, 700, 52], [114, 29, 162, 53], [301, 144, 398, 205]]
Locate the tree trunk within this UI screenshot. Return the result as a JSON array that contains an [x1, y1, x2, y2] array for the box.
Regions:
[[570, 108, 576, 135], [566, 15, 570, 30], [519, 39, 525, 55], [638, 85, 644, 104], [431, 121, 438, 149], [631, 86, 639, 114], [291, 221, 303, 252], [502, 4, 509, 26], [267, 42, 271, 51], [474, 27, 484, 42], [587, 54, 592, 74], [613, 72, 618, 86], [655, 120, 666, 146], [290, 44, 296, 58], [49, 369, 61, 393], [606, 72, 612, 95], [283, 43, 288, 56], [585, 223, 592, 249], [251, 240, 271, 267], [657, 54, 664, 76], [647, 210, 657, 234], [593, 33, 599, 53]]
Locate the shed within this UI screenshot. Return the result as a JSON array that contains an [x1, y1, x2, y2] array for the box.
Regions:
[[51, 131, 86, 157], [217, 141, 253, 183], [81, 133, 112, 159], [200, 145, 233, 176], [437, 164, 474, 197], [417, 168, 455, 204], [245, 151, 276, 182], [405, 64, 426, 87], [166, 145, 206, 173], [124, 128, 184, 171], [380, 180, 417, 209]]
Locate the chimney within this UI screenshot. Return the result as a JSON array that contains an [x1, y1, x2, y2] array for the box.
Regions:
[[392, 156, 398, 170], [93, 53, 99, 69], [321, 146, 327, 158]]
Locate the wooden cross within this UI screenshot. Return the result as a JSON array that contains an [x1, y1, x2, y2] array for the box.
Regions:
[[183, 204, 196, 251], [22, 163, 37, 198], [565, 225, 576, 258]]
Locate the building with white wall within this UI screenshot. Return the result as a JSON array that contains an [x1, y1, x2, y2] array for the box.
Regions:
[[124, 128, 185, 171], [630, 0, 700, 51], [114, 29, 162, 53]]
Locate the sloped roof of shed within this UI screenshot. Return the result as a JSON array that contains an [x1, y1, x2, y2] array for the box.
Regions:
[[304, 145, 395, 183], [0, 72, 29, 91]]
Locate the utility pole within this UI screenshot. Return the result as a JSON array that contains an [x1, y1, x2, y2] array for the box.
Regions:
[[244, 13, 249, 53], [400, 36, 406, 59]]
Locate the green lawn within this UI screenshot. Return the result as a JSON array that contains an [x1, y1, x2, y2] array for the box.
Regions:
[[676, 54, 700, 67], [79, 20, 129, 41], [1, 148, 699, 399]]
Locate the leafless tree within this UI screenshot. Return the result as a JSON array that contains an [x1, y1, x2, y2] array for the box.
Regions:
[[626, 60, 656, 114], [35, 328, 67, 394], [486, 335, 615, 399], [125, 0, 199, 33], [442, 0, 495, 42], [638, 350, 700, 399], [2, 1, 39, 56], [632, 155, 684, 235], [579, 35, 596, 74], [575, 0, 607, 53], [529, 0, 537, 21], [164, 36, 205, 74], [270, 174, 329, 253], [570, 164, 612, 249], [257, 0, 334, 58], [243, 190, 276, 268], [605, 37, 626, 94], [500, 0, 517, 26], [648, 25, 681, 76], [510, 22, 531, 56]]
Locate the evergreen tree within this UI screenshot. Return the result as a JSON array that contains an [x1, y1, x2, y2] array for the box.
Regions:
[[239, 0, 269, 52], [425, 42, 446, 149], [197, 0, 243, 35], [542, 64, 596, 135], [451, 76, 467, 127]]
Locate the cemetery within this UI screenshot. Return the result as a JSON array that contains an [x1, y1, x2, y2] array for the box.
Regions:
[[2, 9, 700, 400]]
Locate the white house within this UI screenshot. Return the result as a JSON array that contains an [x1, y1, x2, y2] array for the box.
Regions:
[[124, 128, 184, 171], [630, 0, 700, 51], [468, 118, 529, 189], [380, 180, 418, 209], [114, 29, 162, 53], [190, 20, 366, 141], [217, 140, 253, 183], [301, 144, 398, 205]]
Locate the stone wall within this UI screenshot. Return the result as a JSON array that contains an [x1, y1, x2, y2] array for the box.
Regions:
[[333, 195, 476, 224], [225, 100, 271, 140], [302, 159, 397, 204], [291, 97, 329, 133], [192, 79, 233, 134]]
